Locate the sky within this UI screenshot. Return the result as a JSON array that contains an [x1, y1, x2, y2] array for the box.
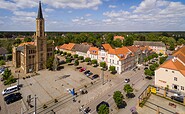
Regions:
[[0, 0, 185, 31]]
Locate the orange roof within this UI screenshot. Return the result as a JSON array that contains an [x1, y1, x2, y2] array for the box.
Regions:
[[160, 59, 185, 76], [102, 44, 112, 51], [127, 46, 140, 53], [108, 46, 132, 60], [58, 43, 75, 51], [114, 36, 124, 40], [173, 46, 185, 63], [19, 42, 35, 46], [89, 47, 99, 55]]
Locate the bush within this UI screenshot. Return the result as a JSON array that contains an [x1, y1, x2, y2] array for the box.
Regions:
[[63, 52, 67, 55], [159, 56, 167, 64], [0, 55, 3, 60], [46, 57, 54, 70], [0, 60, 5, 66], [144, 69, 154, 76], [85, 57, 91, 62], [4, 76, 16, 85], [91, 59, 97, 64], [109, 66, 116, 72], [78, 56, 84, 60]]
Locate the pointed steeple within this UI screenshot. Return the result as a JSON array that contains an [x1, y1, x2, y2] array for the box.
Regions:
[[37, 1, 43, 19]]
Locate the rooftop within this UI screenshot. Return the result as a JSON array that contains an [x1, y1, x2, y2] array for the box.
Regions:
[[134, 41, 166, 47]]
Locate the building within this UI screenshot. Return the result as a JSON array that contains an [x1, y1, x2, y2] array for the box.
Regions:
[[155, 46, 185, 93], [107, 47, 135, 74], [12, 2, 54, 74], [87, 47, 99, 60], [114, 36, 124, 41], [57, 43, 76, 55], [127, 46, 141, 65], [98, 44, 112, 63], [73, 44, 91, 58], [134, 41, 166, 55]]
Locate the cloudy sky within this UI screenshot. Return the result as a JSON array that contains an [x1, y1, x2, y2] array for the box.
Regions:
[[0, 0, 185, 31]]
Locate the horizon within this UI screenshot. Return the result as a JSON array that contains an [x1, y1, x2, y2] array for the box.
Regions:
[[0, 0, 185, 31]]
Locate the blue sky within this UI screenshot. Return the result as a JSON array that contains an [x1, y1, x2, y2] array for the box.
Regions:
[[0, 0, 185, 31]]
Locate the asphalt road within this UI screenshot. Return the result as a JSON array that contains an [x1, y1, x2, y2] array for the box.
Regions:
[[84, 68, 154, 114]]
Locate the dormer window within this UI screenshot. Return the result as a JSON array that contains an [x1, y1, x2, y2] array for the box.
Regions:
[[119, 54, 124, 58]]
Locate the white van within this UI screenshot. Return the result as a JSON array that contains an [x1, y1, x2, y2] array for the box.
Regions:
[[2, 85, 19, 95]]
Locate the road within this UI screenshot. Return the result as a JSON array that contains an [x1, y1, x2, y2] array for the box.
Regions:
[[84, 67, 154, 114]]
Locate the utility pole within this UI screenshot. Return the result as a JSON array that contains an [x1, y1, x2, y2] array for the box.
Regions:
[[34, 95, 37, 114], [101, 70, 104, 85]]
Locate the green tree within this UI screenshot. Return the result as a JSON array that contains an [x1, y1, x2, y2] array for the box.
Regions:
[[74, 60, 79, 66], [73, 54, 78, 58], [78, 56, 84, 60], [112, 39, 123, 48], [113, 91, 125, 108], [148, 55, 153, 62], [60, 51, 63, 55], [169, 42, 175, 51], [7, 54, 12, 61], [144, 57, 148, 64], [124, 84, 133, 94], [24, 37, 32, 42], [109, 66, 116, 72], [177, 38, 185, 45], [159, 56, 167, 64], [0, 55, 3, 60], [46, 57, 54, 70], [159, 53, 163, 57], [124, 35, 133, 46], [0, 60, 5, 66], [85, 57, 91, 62], [98, 104, 109, 114], [63, 52, 67, 55], [100, 62, 106, 68], [14, 39, 22, 45], [2, 68, 12, 80], [66, 58, 72, 63], [144, 69, 154, 76], [91, 59, 97, 64], [67, 53, 71, 57], [149, 64, 156, 71]]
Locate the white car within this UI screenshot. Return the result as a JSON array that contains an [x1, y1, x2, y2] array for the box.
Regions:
[[124, 79, 130, 83]]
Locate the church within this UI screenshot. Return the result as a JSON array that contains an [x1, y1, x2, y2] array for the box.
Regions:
[[12, 2, 54, 74]]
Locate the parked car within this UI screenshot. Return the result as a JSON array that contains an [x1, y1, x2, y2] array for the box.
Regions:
[[84, 70, 90, 75], [126, 93, 135, 98], [5, 92, 22, 104], [2, 85, 19, 96], [79, 68, 86, 72], [171, 96, 184, 103], [91, 74, 99, 80], [145, 76, 152, 80], [124, 79, 130, 83], [0, 67, 5, 73], [86, 72, 93, 76]]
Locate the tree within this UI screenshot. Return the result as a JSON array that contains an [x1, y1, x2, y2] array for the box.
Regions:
[[144, 69, 154, 76], [91, 59, 97, 64], [169, 42, 175, 51], [152, 53, 158, 58], [78, 56, 84, 60], [67, 53, 71, 57], [148, 55, 153, 62], [60, 51, 63, 55], [85, 57, 91, 62], [63, 52, 67, 55], [113, 91, 126, 108], [46, 57, 54, 70], [14, 39, 21, 45], [73, 54, 78, 58], [159, 53, 163, 57], [24, 37, 32, 42], [66, 58, 72, 63], [124, 84, 133, 94], [53, 56, 59, 71], [2, 68, 12, 80], [144, 57, 148, 64], [74, 60, 79, 66], [0, 60, 5, 66], [109, 66, 116, 72], [124, 35, 133, 46], [98, 104, 109, 114], [7, 54, 12, 61], [159, 56, 167, 64], [177, 38, 185, 45], [149, 64, 156, 71], [112, 39, 123, 48], [100, 62, 106, 68]]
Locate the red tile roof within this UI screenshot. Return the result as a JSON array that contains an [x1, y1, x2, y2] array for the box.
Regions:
[[89, 47, 99, 55], [114, 36, 124, 40]]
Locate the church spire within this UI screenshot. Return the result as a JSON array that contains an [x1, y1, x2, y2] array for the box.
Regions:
[[37, 1, 43, 19]]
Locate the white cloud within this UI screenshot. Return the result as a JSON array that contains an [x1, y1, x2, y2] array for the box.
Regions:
[[12, 16, 35, 24], [85, 14, 92, 17], [72, 17, 96, 25], [43, 0, 102, 9], [13, 11, 36, 17], [68, 11, 73, 13], [103, 10, 130, 17], [108, 5, 116, 8], [45, 8, 54, 12]]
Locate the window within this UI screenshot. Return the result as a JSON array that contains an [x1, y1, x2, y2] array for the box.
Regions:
[[172, 71, 174, 73], [117, 61, 119, 65], [110, 59, 111, 63], [113, 60, 114, 64], [117, 67, 119, 71], [181, 86, 184, 90], [174, 77, 177, 81]]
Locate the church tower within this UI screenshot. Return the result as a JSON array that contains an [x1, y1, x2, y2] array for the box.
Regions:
[[35, 1, 47, 71]]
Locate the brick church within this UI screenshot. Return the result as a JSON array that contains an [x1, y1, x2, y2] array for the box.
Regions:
[[12, 2, 54, 74]]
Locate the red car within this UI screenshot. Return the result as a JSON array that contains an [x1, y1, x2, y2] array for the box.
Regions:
[[79, 68, 86, 72]]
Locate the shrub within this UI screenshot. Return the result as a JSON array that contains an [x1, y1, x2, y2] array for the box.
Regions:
[[73, 54, 78, 58], [85, 57, 91, 62], [74, 60, 79, 66], [78, 56, 84, 60], [0, 60, 5, 66], [67, 53, 71, 57], [100, 62, 106, 68], [91, 59, 97, 64], [66, 58, 72, 63], [109, 66, 116, 72], [63, 52, 67, 55]]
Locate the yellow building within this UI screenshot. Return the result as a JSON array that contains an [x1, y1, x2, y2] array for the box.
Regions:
[[12, 2, 54, 74]]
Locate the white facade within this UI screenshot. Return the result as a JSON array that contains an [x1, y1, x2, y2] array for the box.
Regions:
[[149, 46, 166, 55], [107, 54, 122, 74], [87, 51, 98, 60], [76, 51, 87, 58], [155, 68, 185, 93], [98, 50, 108, 63]]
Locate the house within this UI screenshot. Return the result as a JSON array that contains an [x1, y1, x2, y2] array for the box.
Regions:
[[155, 46, 185, 93], [114, 36, 124, 41], [98, 44, 112, 63], [72, 44, 91, 58], [107, 47, 135, 74], [127, 46, 141, 65], [134, 41, 166, 55], [57, 43, 76, 54], [87, 47, 99, 60]]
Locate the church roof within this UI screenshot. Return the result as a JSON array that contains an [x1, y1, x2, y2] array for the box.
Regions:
[[37, 1, 43, 19]]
